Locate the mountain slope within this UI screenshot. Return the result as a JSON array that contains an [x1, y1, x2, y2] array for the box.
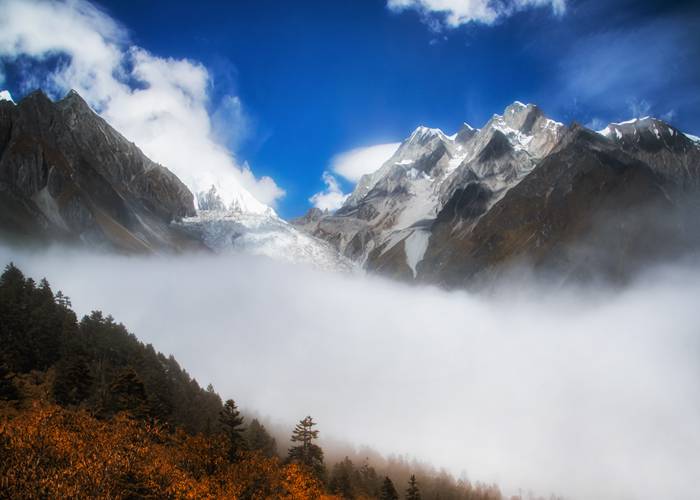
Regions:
[[421, 125, 699, 286], [0, 90, 197, 252], [294, 103, 700, 285], [294, 102, 566, 278], [0, 89, 351, 270]]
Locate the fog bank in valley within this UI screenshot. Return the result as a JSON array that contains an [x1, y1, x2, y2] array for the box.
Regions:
[[2, 244, 699, 499]]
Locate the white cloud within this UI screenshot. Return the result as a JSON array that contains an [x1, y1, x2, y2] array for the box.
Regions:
[[331, 142, 400, 183], [308, 141, 399, 211], [662, 109, 676, 122], [627, 98, 651, 118], [585, 117, 606, 131], [309, 172, 349, 212], [4, 244, 700, 500], [0, 0, 284, 212], [211, 95, 252, 153], [387, 0, 566, 29]]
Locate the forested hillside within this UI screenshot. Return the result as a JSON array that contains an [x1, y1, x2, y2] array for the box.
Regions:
[[0, 262, 505, 499]]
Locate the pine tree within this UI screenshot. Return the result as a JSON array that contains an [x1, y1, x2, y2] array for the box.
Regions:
[[53, 353, 93, 406], [0, 361, 19, 401], [219, 399, 246, 462], [379, 476, 399, 500], [246, 418, 277, 457], [108, 367, 150, 418], [54, 290, 72, 309], [288, 415, 325, 480], [355, 459, 381, 498], [406, 474, 421, 500], [329, 456, 355, 499]]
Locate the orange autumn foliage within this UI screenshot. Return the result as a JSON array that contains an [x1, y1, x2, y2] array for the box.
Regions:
[[0, 403, 338, 499]]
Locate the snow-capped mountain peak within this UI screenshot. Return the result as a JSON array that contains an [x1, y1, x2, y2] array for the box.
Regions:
[[481, 102, 565, 158], [195, 183, 275, 217], [304, 102, 567, 271], [598, 116, 678, 142]]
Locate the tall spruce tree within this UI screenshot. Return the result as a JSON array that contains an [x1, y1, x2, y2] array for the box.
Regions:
[[53, 352, 93, 406], [108, 367, 150, 418], [379, 476, 399, 500], [288, 415, 325, 480], [406, 474, 421, 500], [219, 399, 246, 462], [329, 457, 355, 499], [0, 362, 19, 402], [246, 418, 277, 457], [355, 460, 381, 498]]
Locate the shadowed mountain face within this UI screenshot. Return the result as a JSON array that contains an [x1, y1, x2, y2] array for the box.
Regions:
[[0, 90, 353, 269], [0, 90, 198, 252], [294, 105, 700, 287], [422, 126, 700, 287]]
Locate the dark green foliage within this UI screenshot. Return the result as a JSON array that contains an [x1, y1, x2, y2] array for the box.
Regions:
[[53, 352, 93, 406], [329, 457, 356, 499], [0, 263, 67, 373], [354, 460, 382, 497], [108, 368, 150, 418], [0, 262, 224, 433], [246, 418, 277, 457], [0, 362, 19, 401], [380, 476, 399, 500], [288, 415, 325, 481], [327, 456, 383, 499], [220, 399, 246, 462], [406, 474, 421, 500]]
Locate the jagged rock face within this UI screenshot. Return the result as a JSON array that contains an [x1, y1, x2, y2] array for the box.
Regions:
[[294, 102, 567, 279], [0, 90, 197, 252], [293, 103, 700, 286], [599, 117, 700, 188], [421, 126, 697, 286]]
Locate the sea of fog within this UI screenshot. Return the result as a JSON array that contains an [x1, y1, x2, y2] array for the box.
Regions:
[[2, 244, 699, 499]]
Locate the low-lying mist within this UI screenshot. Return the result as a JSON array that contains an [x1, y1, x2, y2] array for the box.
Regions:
[[2, 244, 699, 499]]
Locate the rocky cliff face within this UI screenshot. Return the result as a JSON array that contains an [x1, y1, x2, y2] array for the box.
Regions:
[[422, 125, 699, 286], [0, 89, 352, 270], [0, 90, 198, 252], [293, 103, 700, 286]]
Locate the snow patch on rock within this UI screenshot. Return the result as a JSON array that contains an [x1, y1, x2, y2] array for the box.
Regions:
[[0, 90, 14, 103], [404, 230, 431, 278]]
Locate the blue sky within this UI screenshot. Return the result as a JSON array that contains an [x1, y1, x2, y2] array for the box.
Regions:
[[1, 0, 699, 217]]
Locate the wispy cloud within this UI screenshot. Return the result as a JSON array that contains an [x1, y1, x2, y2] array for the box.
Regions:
[[627, 98, 652, 118], [309, 172, 349, 212], [558, 14, 700, 124], [0, 0, 284, 210], [584, 117, 606, 131], [308, 142, 400, 211], [330, 142, 400, 183], [387, 0, 566, 30]]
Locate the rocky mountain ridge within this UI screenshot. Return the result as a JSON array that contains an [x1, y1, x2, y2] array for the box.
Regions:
[[293, 103, 700, 285], [0, 90, 351, 270], [2, 90, 697, 284], [0, 89, 197, 252]]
